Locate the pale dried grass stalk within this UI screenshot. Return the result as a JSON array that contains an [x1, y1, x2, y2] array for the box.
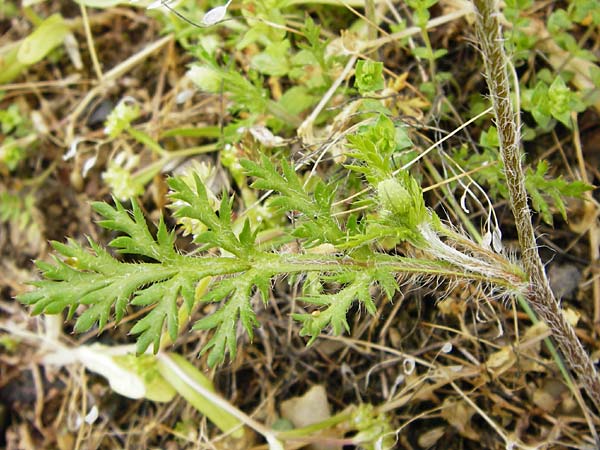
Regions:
[[471, 0, 600, 412]]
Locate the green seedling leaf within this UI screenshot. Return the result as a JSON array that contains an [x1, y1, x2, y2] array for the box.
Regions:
[[345, 114, 403, 183], [479, 126, 499, 148], [0, 46, 26, 84], [43, 344, 147, 399], [187, 65, 223, 93], [355, 60, 384, 93], [17, 14, 70, 65], [113, 354, 176, 403], [547, 76, 585, 128], [278, 86, 318, 115], [547, 9, 572, 33], [156, 353, 244, 438], [251, 40, 291, 77], [525, 161, 593, 225]]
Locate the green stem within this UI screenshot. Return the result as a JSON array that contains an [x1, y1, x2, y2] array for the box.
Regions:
[[419, 25, 436, 82], [127, 128, 166, 156], [276, 409, 353, 439], [181, 252, 525, 294]]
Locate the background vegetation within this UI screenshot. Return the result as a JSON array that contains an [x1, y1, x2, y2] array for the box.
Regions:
[[1, 0, 600, 448]]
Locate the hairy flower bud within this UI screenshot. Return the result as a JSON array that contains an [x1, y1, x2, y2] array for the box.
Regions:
[[377, 177, 411, 216]]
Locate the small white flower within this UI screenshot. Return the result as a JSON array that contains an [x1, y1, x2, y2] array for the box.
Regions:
[[201, 0, 232, 26]]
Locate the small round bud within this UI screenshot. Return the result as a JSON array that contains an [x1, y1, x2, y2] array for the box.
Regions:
[[377, 177, 411, 215]]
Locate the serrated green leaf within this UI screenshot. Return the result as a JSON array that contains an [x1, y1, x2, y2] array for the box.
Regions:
[[525, 161, 593, 224], [242, 156, 343, 246], [296, 273, 373, 345], [17, 14, 70, 65], [192, 271, 265, 366], [168, 176, 246, 257], [345, 114, 401, 184], [18, 198, 253, 358], [355, 60, 384, 93]]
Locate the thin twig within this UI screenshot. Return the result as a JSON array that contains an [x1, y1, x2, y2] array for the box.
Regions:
[[79, 2, 103, 81]]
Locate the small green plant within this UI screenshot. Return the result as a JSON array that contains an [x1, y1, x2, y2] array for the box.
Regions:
[[18, 114, 526, 367], [0, 103, 36, 171], [521, 74, 587, 129], [10, 0, 600, 447]]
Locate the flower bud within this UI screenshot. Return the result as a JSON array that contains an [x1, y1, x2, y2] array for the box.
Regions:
[[377, 177, 411, 216]]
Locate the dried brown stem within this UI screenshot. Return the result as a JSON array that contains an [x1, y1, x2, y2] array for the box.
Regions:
[[471, 0, 600, 412]]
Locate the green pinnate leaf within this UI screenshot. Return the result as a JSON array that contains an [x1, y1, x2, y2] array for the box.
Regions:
[[346, 115, 402, 183], [192, 272, 264, 366], [525, 161, 593, 225], [168, 175, 246, 256], [92, 199, 176, 261], [129, 276, 183, 354], [17, 197, 247, 356], [372, 269, 399, 299], [356, 283, 376, 315], [294, 273, 373, 345], [241, 157, 343, 246]]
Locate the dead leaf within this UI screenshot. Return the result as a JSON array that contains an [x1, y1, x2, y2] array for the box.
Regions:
[[280, 385, 337, 450], [417, 426, 445, 448], [441, 398, 479, 441]]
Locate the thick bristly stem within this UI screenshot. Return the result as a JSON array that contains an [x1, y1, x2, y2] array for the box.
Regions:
[[471, 0, 600, 412]]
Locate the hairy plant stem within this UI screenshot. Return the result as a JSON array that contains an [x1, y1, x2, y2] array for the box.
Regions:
[[472, 0, 600, 412], [179, 252, 524, 294]]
